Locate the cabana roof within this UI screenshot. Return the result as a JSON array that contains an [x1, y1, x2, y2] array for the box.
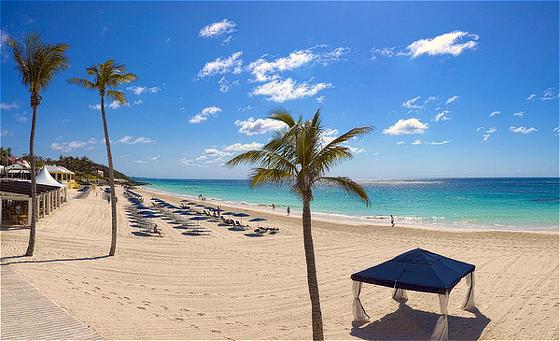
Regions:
[[36, 168, 63, 188], [351, 248, 475, 294], [0, 180, 60, 197], [43, 165, 75, 175]]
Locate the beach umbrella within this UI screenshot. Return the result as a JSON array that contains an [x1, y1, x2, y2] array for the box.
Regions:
[[233, 212, 250, 224], [180, 199, 190, 202], [189, 215, 208, 227], [249, 217, 267, 227]]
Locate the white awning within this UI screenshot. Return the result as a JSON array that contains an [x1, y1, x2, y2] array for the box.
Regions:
[[37, 167, 63, 187]]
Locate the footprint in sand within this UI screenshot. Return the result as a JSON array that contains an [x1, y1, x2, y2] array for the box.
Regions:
[[211, 330, 221, 334], [190, 324, 199, 330], [175, 317, 184, 321], [161, 305, 169, 310], [179, 308, 189, 312], [137, 306, 146, 310], [197, 312, 206, 316]]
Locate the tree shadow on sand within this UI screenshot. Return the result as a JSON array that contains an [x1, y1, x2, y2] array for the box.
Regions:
[[350, 303, 490, 340], [1, 254, 110, 266]]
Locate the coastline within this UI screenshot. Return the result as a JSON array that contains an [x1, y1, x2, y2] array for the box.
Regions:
[[1, 186, 558, 339], [142, 185, 559, 235]]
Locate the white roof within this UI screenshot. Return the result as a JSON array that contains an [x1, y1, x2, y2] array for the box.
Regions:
[[44, 164, 74, 174], [37, 167, 63, 187], [6, 163, 31, 171]]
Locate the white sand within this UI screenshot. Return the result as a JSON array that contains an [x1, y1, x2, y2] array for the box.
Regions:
[[1, 186, 558, 340]]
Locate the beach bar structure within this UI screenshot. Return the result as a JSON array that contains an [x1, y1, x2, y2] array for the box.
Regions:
[[351, 248, 476, 341], [43, 165, 75, 183], [0, 172, 67, 226]]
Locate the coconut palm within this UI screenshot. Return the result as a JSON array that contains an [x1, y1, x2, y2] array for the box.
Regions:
[[226, 109, 372, 340], [8, 34, 69, 256], [68, 60, 136, 256]]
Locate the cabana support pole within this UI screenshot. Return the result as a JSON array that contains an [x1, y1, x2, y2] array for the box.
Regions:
[[351, 281, 370, 322], [430, 291, 449, 341], [461, 272, 476, 311]]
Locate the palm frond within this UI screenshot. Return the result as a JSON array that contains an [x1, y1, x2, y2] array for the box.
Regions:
[[106, 90, 127, 104], [317, 176, 370, 206], [321, 126, 373, 150], [269, 108, 296, 127], [248, 168, 292, 187], [67, 78, 96, 90]]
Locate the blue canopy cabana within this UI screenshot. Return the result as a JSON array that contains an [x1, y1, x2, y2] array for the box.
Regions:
[[350, 248, 477, 341]]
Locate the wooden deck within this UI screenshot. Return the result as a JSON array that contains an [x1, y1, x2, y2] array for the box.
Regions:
[[1, 265, 101, 339]]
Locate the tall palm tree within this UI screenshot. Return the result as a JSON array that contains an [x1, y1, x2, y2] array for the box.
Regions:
[[68, 60, 136, 256], [226, 109, 372, 340], [8, 34, 69, 256]]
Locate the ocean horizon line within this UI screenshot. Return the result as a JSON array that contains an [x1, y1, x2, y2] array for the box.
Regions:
[[132, 176, 560, 182]]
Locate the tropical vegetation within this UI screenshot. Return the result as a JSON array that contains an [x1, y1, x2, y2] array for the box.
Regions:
[[69, 60, 137, 256], [8, 34, 69, 256], [226, 109, 372, 340]]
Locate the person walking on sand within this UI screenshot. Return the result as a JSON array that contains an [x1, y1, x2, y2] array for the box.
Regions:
[[390, 214, 395, 227], [287, 206, 290, 216], [272, 203, 275, 211]]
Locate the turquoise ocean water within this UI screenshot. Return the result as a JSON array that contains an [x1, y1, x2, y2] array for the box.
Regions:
[[137, 178, 560, 231]]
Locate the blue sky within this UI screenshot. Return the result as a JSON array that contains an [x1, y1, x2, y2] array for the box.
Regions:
[[1, 1, 558, 179]]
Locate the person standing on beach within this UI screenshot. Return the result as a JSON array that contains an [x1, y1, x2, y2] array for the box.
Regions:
[[391, 214, 395, 227], [287, 206, 290, 216], [272, 203, 275, 211]]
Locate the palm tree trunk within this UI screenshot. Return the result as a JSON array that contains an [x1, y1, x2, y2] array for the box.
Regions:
[[24, 99, 39, 256], [100, 95, 118, 256], [302, 197, 324, 340]]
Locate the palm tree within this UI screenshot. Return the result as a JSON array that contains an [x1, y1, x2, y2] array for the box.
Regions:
[[8, 34, 69, 256], [68, 60, 136, 256], [226, 109, 372, 340]]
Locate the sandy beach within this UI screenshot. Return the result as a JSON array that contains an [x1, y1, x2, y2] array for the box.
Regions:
[[1, 185, 558, 340]]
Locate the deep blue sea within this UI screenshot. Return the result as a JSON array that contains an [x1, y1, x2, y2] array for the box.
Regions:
[[136, 177, 560, 231]]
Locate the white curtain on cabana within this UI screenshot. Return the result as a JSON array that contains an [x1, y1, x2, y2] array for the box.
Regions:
[[431, 291, 449, 341], [352, 281, 370, 322], [462, 272, 476, 311], [392, 287, 408, 302]]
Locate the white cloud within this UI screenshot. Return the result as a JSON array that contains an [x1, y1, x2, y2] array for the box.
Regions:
[[383, 118, 428, 135], [51, 140, 87, 152], [489, 111, 500, 117], [179, 158, 203, 167], [316, 95, 325, 104], [0, 29, 9, 48], [406, 31, 479, 58], [14, 112, 29, 123], [486, 127, 497, 134], [248, 50, 315, 82], [115, 136, 156, 144], [199, 19, 237, 38], [1, 129, 13, 137], [218, 77, 230, 93], [317, 47, 351, 65], [223, 142, 264, 153], [251, 78, 331, 103], [396, 140, 405, 145], [509, 126, 537, 134], [526, 94, 537, 101], [553, 127, 560, 136], [198, 51, 243, 78], [126, 86, 161, 95], [430, 140, 450, 145], [541, 87, 559, 101], [402, 96, 422, 109], [0, 102, 20, 111], [347, 146, 365, 154], [513, 111, 525, 117], [371, 46, 399, 60], [88, 99, 141, 111], [424, 96, 438, 104], [248, 46, 349, 82], [411, 139, 423, 145], [133, 160, 148, 164], [235, 117, 287, 136], [433, 111, 451, 122], [445, 95, 459, 105], [189, 106, 222, 124]]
